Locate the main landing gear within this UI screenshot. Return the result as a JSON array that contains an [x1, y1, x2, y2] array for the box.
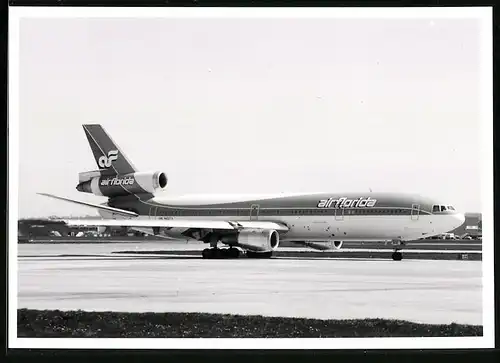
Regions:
[[201, 248, 273, 259], [202, 248, 240, 259]]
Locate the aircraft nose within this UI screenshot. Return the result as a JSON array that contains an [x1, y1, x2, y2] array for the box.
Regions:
[[454, 213, 465, 228]]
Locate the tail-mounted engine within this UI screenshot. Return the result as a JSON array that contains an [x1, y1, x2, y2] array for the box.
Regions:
[[76, 170, 168, 197]]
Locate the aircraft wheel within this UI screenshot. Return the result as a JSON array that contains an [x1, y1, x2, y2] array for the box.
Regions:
[[202, 248, 212, 259], [202, 248, 221, 259], [213, 248, 224, 259], [218, 249, 230, 259], [228, 248, 240, 258], [392, 251, 403, 261], [218, 248, 239, 259]]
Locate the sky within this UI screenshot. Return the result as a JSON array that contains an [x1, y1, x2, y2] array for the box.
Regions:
[[16, 15, 484, 217]]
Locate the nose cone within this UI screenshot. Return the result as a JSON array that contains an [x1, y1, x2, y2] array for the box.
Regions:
[[453, 213, 466, 230], [432, 212, 467, 237]]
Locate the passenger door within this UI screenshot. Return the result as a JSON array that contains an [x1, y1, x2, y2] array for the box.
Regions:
[[411, 204, 420, 221], [335, 208, 344, 221], [250, 204, 260, 220]]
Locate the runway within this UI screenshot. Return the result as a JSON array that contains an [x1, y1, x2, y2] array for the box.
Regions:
[[17, 242, 483, 326]]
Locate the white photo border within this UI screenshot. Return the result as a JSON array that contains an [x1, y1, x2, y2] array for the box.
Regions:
[[8, 6, 494, 350]]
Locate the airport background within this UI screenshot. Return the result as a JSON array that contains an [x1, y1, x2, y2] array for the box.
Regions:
[[17, 213, 482, 243]]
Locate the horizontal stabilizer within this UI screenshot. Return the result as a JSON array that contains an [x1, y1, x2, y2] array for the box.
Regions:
[[37, 193, 138, 217], [61, 218, 289, 231], [78, 169, 115, 183]]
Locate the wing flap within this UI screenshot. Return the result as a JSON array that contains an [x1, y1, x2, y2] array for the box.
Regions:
[[39, 193, 289, 232]]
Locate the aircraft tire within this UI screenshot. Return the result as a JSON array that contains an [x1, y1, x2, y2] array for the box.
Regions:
[[202, 248, 212, 259], [202, 248, 222, 259], [228, 248, 240, 258], [391, 251, 403, 261]]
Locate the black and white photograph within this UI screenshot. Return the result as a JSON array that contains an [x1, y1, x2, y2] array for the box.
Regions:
[[8, 6, 494, 349]]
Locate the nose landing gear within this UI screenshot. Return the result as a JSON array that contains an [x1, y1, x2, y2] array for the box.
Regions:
[[391, 251, 403, 261], [390, 240, 405, 261]]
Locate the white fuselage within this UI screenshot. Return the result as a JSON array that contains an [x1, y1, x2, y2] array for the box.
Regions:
[[140, 214, 457, 242], [100, 193, 465, 244]]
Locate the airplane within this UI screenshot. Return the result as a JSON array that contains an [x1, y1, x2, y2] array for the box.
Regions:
[[39, 124, 466, 261]]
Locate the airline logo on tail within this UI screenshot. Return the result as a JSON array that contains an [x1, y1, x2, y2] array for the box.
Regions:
[[98, 150, 118, 168], [100, 176, 135, 186]]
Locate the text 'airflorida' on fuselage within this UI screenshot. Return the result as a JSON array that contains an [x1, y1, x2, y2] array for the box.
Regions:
[[317, 197, 377, 209]]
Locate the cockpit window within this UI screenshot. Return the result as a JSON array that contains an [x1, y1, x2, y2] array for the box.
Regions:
[[433, 204, 455, 212]]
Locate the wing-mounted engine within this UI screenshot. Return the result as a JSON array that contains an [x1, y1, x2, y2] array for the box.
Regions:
[[292, 240, 343, 251], [220, 229, 280, 252], [76, 171, 168, 197]]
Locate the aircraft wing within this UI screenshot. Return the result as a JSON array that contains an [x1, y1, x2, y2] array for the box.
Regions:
[[38, 192, 290, 232], [38, 193, 138, 217], [62, 218, 290, 231]]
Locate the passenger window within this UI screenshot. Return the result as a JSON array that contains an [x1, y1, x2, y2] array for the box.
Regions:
[[432, 205, 440, 213], [441, 205, 446, 212], [447, 205, 455, 211]]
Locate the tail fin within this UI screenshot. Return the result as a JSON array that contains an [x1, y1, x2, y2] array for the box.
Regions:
[[83, 124, 137, 175]]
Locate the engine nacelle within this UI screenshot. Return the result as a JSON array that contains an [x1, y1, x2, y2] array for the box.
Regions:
[[293, 240, 343, 251], [221, 229, 280, 252], [294, 241, 331, 251], [76, 171, 168, 197]]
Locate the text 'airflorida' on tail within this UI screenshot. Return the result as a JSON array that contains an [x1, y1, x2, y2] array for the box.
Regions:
[[76, 124, 168, 198]]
